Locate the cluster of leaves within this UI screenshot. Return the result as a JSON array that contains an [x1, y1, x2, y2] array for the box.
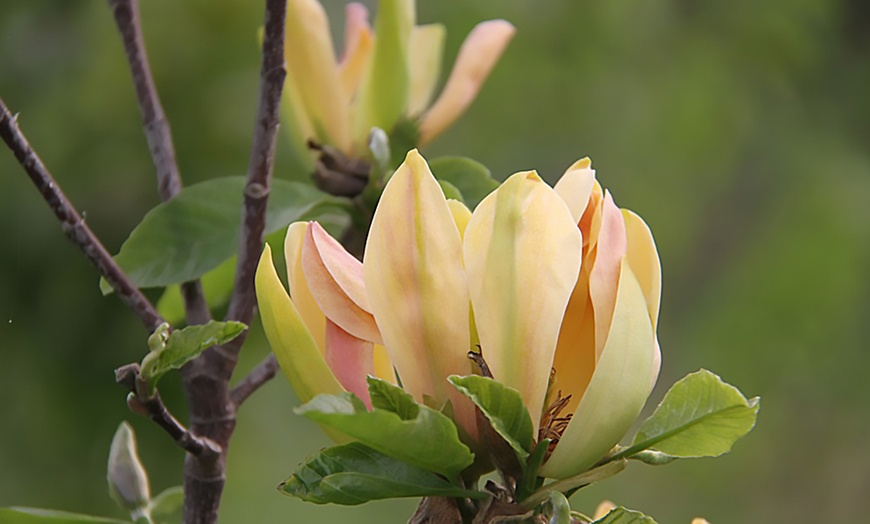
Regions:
[[282, 370, 758, 522]]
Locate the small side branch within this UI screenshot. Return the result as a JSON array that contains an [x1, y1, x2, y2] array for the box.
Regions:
[[116, 364, 221, 459], [230, 354, 279, 408], [0, 96, 164, 332], [224, 0, 287, 353], [107, 0, 181, 201]]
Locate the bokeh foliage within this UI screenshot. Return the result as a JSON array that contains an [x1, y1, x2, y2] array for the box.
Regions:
[[1, 0, 868, 522]]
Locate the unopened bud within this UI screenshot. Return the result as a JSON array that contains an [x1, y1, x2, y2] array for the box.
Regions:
[[108, 422, 151, 514]]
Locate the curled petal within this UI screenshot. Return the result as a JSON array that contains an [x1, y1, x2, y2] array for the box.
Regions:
[[540, 263, 655, 479], [588, 191, 627, 359], [303, 222, 382, 343], [554, 158, 596, 224], [447, 199, 473, 239], [339, 3, 374, 100], [255, 245, 343, 404], [364, 150, 474, 424], [285, 0, 350, 150], [325, 320, 375, 409], [550, 271, 595, 415], [464, 171, 583, 430], [419, 20, 515, 145], [407, 24, 446, 116], [285, 222, 325, 353], [622, 209, 661, 332]]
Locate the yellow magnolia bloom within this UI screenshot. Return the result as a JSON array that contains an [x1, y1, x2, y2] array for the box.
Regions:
[[281, 0, 515, 157], [593, 501, 710, 523], [256, 150, 661, 479]]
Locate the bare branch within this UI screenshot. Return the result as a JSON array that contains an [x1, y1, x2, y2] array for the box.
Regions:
[[116, 364, 221, 459], [230, 354, 279, 408], [224, 0, 287, 337], [107, 0, 181, 201], [0, 96, 164, 332]]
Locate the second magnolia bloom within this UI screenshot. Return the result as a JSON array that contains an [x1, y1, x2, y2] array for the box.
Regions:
[[256, 150, 661, 479]]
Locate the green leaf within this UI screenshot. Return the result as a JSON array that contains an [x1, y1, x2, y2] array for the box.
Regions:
[[156, 256, 236, 325], [366, 376, 419, 420], [147, 486, 182, 524], [516, 438, 550, 502], [387, 118, 421, 169], [280, 442, 486, 505], [544, 491, 571, 524], [296, 384, 474, 479], [0, 509, 130, 524], [592, 507, 658, 524], [448, 375, 533, 460], [140, 321, 246, 388], [626, 369, 760, 459], [437, 180, 464, 202], [428, 156, 498, 209], [102, 177, 350, 293]]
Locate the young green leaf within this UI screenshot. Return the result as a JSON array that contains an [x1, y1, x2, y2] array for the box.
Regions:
[[295, 390, 474, 479], [0, 508, 130, 523], [366, 376, 419, 420], [516, 438, 550, 502], [592, 507, 658, 524], [448, 375, 533, 460], [428, 156, 498, 209], [437, 180, 464, 202], [147, 486, 182, 524], [625, 369, 759, 460], [101, 177, 350, 293], [140, 321, 246, 388], [281, 442, 486, 505], [156, 256, 236, 325]]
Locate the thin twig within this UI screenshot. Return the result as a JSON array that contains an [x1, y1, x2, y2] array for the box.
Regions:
[[116, 364, 221, 459], [224, 0, 287, 339], [107, 0, 181, 200], [107, 0, 212, 326], [230, 354, 279, 408], [0, 96, 164, 332]]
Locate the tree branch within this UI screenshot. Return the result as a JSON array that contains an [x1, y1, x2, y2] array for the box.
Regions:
[[0, 96, 164, 332], [116, 364, 221, 459], [107, 0, 211, 327], [230, 354, 279, 408], [224, 0, 287, 338]]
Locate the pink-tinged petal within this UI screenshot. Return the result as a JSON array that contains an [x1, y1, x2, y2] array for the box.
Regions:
[[407, 24, 446, 116], [447, 199, 473, 239], [302, 222, 382, 343], [339, 3, 374, 100], [540, 263, 654, 478], [284, 222, 326, 353], [324, 319, 375, 409], [418, 20, 515, 145], [285, 0, 350, 150], [255, 244, 343, 404], [554, 158, 596, 224], [363, 149, 474, 425], [464, 171, 583, 430], [588, 191, 627, 360]]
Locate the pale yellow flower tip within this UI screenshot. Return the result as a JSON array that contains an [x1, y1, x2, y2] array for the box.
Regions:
[[691, 519, 712, 524], [593, 500, 617, 519], [418, 19, 516, 145]]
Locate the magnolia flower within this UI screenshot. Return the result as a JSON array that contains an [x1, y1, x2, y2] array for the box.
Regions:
[[281, 0, 515, 158], [593, 502, 707, 523], [256, 150, 661, 479]]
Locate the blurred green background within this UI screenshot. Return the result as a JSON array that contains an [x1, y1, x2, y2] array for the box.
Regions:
[[2, 0, 869, 522]]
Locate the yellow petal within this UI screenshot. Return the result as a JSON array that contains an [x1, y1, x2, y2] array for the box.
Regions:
[[255, 244, 343, 404], [285, 0, 350, 150], [464, 171, 583, 430], [338, 3, 374, 100], [554, 158, 596, 224], [692, 519, 711, 524], [593, 501, 617, 519], [447, 198, 473, 239], [302, 222, 382, 343], [418, 20, 515, 145], [550, 270, 595, 416], [372, 344, 397, 385], [363, 150, 473, 419], [284, 222, 325, 353], [407, 23, 446, 116], [540, 262, 654, 479]]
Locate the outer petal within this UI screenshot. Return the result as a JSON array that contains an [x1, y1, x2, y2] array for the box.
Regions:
[[588, 192, 627, 359], [285, 222, 325, 353], [339, 3, 374, 100], [285, 0, 350, 150], [464, 171, 583, 430], [553, 158, 596, 224], [302, 222, 382, 343], [407, 23, 446, 116], [418, 20, 515, 145], [363, 150, 473, 418], [539, 263, 654, 478], [255, 244, 343, 404], [351, 0, 415, 144]]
